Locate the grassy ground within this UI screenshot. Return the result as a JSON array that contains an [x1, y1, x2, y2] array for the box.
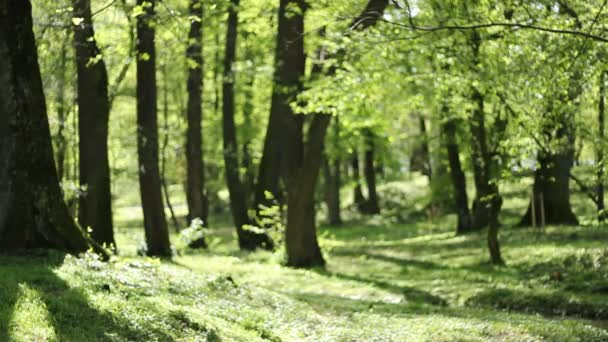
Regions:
[[1, 179, 608, 341], [1, 221, 607, 341]]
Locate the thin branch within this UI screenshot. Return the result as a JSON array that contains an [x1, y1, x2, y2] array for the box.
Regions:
[[380, 19, 608, 43]]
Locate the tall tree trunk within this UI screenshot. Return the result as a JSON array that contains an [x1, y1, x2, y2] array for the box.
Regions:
[[441, 114, 472, 234], [161, 66, 180, 233], [286, 115, 330, 267], [55, 39, 69, 182], [362, 129, 380, 214], [352, 153, 366, 210], [468, 87, 501, 230], [0, 0, 106, 258], [136, 0, 171, 256], [598, 70, 606, 221], [466, 33, 501, 231], [73, 0, 115, 249], [222, 0, 273, 250], [185, 0, 208, 226], [283, 0, 389, 267], [241, 71, 256, 205]]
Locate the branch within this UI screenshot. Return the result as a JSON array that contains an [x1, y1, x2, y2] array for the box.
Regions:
[[570, 173, 600, 206], [380, 18, 608, 43]]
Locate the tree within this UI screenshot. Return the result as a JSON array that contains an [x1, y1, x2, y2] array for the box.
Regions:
[[185, 0, 209, 229], [221, 0, 273, 250], [72, 0, 115, 249], [281, 0, 390, 267], [0, 0, 105, 258], [441, 108, 472, 234], [361, 128, 380, 214], [135, 0, 171, 256]]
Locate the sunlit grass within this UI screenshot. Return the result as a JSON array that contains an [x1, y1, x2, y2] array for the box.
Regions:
[[2, 176, 608, 341]]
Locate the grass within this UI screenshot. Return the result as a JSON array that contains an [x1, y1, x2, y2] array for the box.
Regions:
[[2, 178, 608, 341]]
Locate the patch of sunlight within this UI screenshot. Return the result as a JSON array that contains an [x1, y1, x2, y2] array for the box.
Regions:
[[9, 283, 57, 342]]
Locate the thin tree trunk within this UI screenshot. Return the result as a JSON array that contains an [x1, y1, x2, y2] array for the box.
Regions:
[[241, 71, 256, 205], [185, 0, 208, 226], [410, 114, 432, 179], [136, 0, 171, 256], [467, 33, 501, 231], [0, 0, 106, 258], [55, 39, 68, 182], [222, 0, 273, 250], [441, 114, 472, 234], [362, 129, 380, 214], [323, 154, 342, 225], [161, 66, 180, 233], [598, 70, 606, 221], [73, 0, 115, 249], [352, 153, 366, 210]]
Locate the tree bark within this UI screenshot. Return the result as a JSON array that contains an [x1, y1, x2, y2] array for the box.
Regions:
[[222, 0, 273, 250], [519, 145, 578, 226], [410, 115, 432, 179], [466, 32, 502, 231], [72, 0, 115, 249], [597, 70, 606, 221], [468, 87, 501, 230], [282, 0, 389, 267], [54, 40, 69, 182], [362, 129, 380, 214], [441, 114, 472, 234], [352, 153, 366, 210], [185, 0, 208, 226], [323, 154, 342, 225], [0, 0, 106, 258], [136, 0, 171, 256], [286, 115, 330, 267]]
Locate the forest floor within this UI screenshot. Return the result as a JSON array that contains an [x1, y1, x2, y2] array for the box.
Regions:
[[2, 180, 608, 341], [1, 219, 607, 341]]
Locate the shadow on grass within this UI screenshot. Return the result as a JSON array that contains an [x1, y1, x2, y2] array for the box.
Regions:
[[0, 251, 171, 341], [315, 269, 448, 307], [466, 288, 608, 320]]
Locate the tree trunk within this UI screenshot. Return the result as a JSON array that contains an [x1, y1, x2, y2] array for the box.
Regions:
[[73, 0, 115, 249], [185, 0, 208, 226], [0, 0, 106, 258], [352, 153, 366, 210], [441, 114, 472, 234], [55, 39, 69, 182], [135, 0, 171, 256], [241, 70, 256, 205], [222, 0, 273, 250], [283, 0, 389, 267], [598, 70, 606, 221], [286, 115, 330, 268], [161, 66, 181, 233], [519, 147, 578, 226], [323, 154, 342, 225], [468, 87, 501, 230], [362, 129, 380, 214], [410, 115, 432, 179]]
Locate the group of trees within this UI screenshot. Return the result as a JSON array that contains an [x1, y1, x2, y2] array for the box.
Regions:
[[1, 0, 607, 268]]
